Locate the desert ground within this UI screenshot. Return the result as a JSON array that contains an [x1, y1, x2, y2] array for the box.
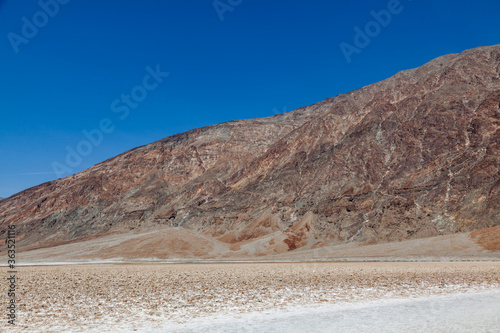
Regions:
[[14, 226, 500, 264], [1, 261, 499, 332]]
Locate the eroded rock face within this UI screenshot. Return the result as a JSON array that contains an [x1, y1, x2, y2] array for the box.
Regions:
[[1, 44, 499, 255]]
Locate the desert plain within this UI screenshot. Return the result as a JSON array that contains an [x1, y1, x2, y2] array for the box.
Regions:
[[1, 261, 499, 332]]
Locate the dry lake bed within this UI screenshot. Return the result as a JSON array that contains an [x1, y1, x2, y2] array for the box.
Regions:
[[1, 261, 499, 332]]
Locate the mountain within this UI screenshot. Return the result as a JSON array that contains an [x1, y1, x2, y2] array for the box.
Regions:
[[1, 45, 499, 259]]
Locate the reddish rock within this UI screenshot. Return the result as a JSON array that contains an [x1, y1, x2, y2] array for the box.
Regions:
[[1, 44, 499, 256]]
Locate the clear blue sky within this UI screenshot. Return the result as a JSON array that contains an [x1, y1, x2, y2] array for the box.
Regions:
[[0, 0, 499, 198]]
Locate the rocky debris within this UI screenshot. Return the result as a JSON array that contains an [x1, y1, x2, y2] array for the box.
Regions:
[[1, 44, 499, 257], [471, 225, 500, 251]]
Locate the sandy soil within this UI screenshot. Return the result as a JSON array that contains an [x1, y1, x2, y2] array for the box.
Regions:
[[1, 262, 499, 332], [15, 228, 500, 264], [270, 232, 500, 261]]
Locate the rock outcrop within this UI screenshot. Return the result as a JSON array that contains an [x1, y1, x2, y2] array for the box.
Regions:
[[1, 44, 499, 256]]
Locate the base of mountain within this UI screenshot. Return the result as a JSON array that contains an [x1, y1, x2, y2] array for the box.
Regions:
[[12, 225, 500, 265]]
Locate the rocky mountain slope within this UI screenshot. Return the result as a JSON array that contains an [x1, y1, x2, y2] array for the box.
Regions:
[[1, 44, 499, 258]]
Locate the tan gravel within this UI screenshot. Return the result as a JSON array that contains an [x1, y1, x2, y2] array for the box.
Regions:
[[1, 262, 499, 332]]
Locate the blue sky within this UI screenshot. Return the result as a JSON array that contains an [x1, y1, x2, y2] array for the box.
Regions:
[[0, 0, 499, 198]]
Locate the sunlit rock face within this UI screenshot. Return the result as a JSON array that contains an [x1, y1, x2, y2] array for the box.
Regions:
[[1, 44, 499, 255]]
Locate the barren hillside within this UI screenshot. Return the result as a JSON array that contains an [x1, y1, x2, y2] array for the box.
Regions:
[[1, 44, 499, 259]]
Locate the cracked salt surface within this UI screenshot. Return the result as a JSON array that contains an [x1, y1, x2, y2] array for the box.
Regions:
[[2, 262, 498, 332], [155, 291, 500, 333]]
